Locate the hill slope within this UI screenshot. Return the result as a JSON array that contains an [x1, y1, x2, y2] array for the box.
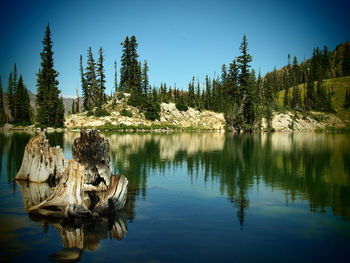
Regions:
[[278, 76, 350, 124]]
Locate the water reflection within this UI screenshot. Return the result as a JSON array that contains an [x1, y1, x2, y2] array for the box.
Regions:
[[1, 131, 350, 260], [17, 180, 128, 261]]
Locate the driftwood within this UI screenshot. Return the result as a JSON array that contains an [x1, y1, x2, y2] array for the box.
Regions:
[[16, 128, 128, 219], [15, 132, 66, 183]]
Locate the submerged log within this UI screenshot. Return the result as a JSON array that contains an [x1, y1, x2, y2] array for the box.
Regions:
[[16, 132, 66, 183]]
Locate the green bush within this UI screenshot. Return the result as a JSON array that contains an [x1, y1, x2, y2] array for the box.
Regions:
[[144, 110, 160, 121], [127, 94, 146, 108], [120, 109, 133, 117], [87, 111, 94, 117], [117, 92, 124, 101], [94, 108, 110, 117], [176, 102, 188, 111]]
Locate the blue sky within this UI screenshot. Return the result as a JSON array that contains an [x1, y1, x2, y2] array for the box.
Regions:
[[0, 0, 349, 97]]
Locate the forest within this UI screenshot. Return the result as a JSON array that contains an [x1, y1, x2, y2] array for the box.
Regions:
[[1, 24, 350, 131]]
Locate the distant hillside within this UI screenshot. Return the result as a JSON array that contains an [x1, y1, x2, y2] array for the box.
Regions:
[[278, 76, 350, 123]]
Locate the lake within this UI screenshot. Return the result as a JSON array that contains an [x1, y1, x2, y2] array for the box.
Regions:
[[0, 131, 350, 262]]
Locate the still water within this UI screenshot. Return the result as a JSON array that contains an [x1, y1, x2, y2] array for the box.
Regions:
[[0, 131, 350, 262]]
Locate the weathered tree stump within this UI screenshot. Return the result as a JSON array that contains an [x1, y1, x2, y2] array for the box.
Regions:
[[28, 160, 91, 218], [15, 132, 66, 183], [73, 127, 112, 190], [17, 128, 128, 219]]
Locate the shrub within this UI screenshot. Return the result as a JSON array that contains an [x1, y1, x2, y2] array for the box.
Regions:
[[120, 109, 133, 118], [144, 110, 160, 121], [176, 102, 188, 111], [127, 94, 146, 108], [94, 108, 110, 117]]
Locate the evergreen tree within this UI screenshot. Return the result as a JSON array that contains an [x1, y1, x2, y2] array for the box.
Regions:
[[55, 96, 65, 127], [36, 24, 61, 127], [304, 81, 315, 110], [291, 86, 301, 109], [114, 60, 118, 92], [80, 54, 89, 111], [120, 36, 140, 93], [196, 78, 201, 108], [85, 47, 97, 109], [120, 36, 130, 91], [188, 76, 195, 108], [292, 56, 299, 86], [141, 60, 149, 96], [14, 75, 31, 124], [130, 36, 140, 93], [96, 47, 106, 106], [204, 75, 211, 109], [227, 60, 239, 103], [0, 76, 5, 124], [237, 34, 254, 128]]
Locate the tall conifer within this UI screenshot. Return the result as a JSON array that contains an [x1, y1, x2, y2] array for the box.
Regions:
[[36, 24, 62, 126]]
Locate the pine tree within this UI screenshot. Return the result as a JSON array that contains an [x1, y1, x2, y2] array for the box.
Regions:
[[36, 24, 61, 127], [114, 60, 118, 92], [227, 60, 239, 105], [120, 36, 140, 93], [196, 78, 201, 108], [14, 75, 31, 124], [55, 96, 65, 127], [204, 75, 212, 109], [96, 46, 106, 106], [120, 36, 130, 91], [291, 86, 301, 109], [237, 34, 254, 129], [141, 60, 149, 96], [0, 76, 5, 124], [130, 36, 140, 93], [85, 47, 97, 109], [80, 54, 89, 111], [188, 76, 195, 108]]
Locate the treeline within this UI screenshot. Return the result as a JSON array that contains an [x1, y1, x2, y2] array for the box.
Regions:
[[264, 42, 350, 113], [1, 24, 65, 127], [79, 47, 106, 115], [107, 36, 350, 132], [1, 64, 32, 125]]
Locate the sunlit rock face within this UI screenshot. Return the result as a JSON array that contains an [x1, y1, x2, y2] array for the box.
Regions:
[[65, 101, 226, 130], [15, 132, 66, 183], [160, 103, 225, 129]]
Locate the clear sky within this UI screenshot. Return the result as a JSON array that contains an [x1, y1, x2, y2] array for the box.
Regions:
[[0, 0, 349, 97]]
